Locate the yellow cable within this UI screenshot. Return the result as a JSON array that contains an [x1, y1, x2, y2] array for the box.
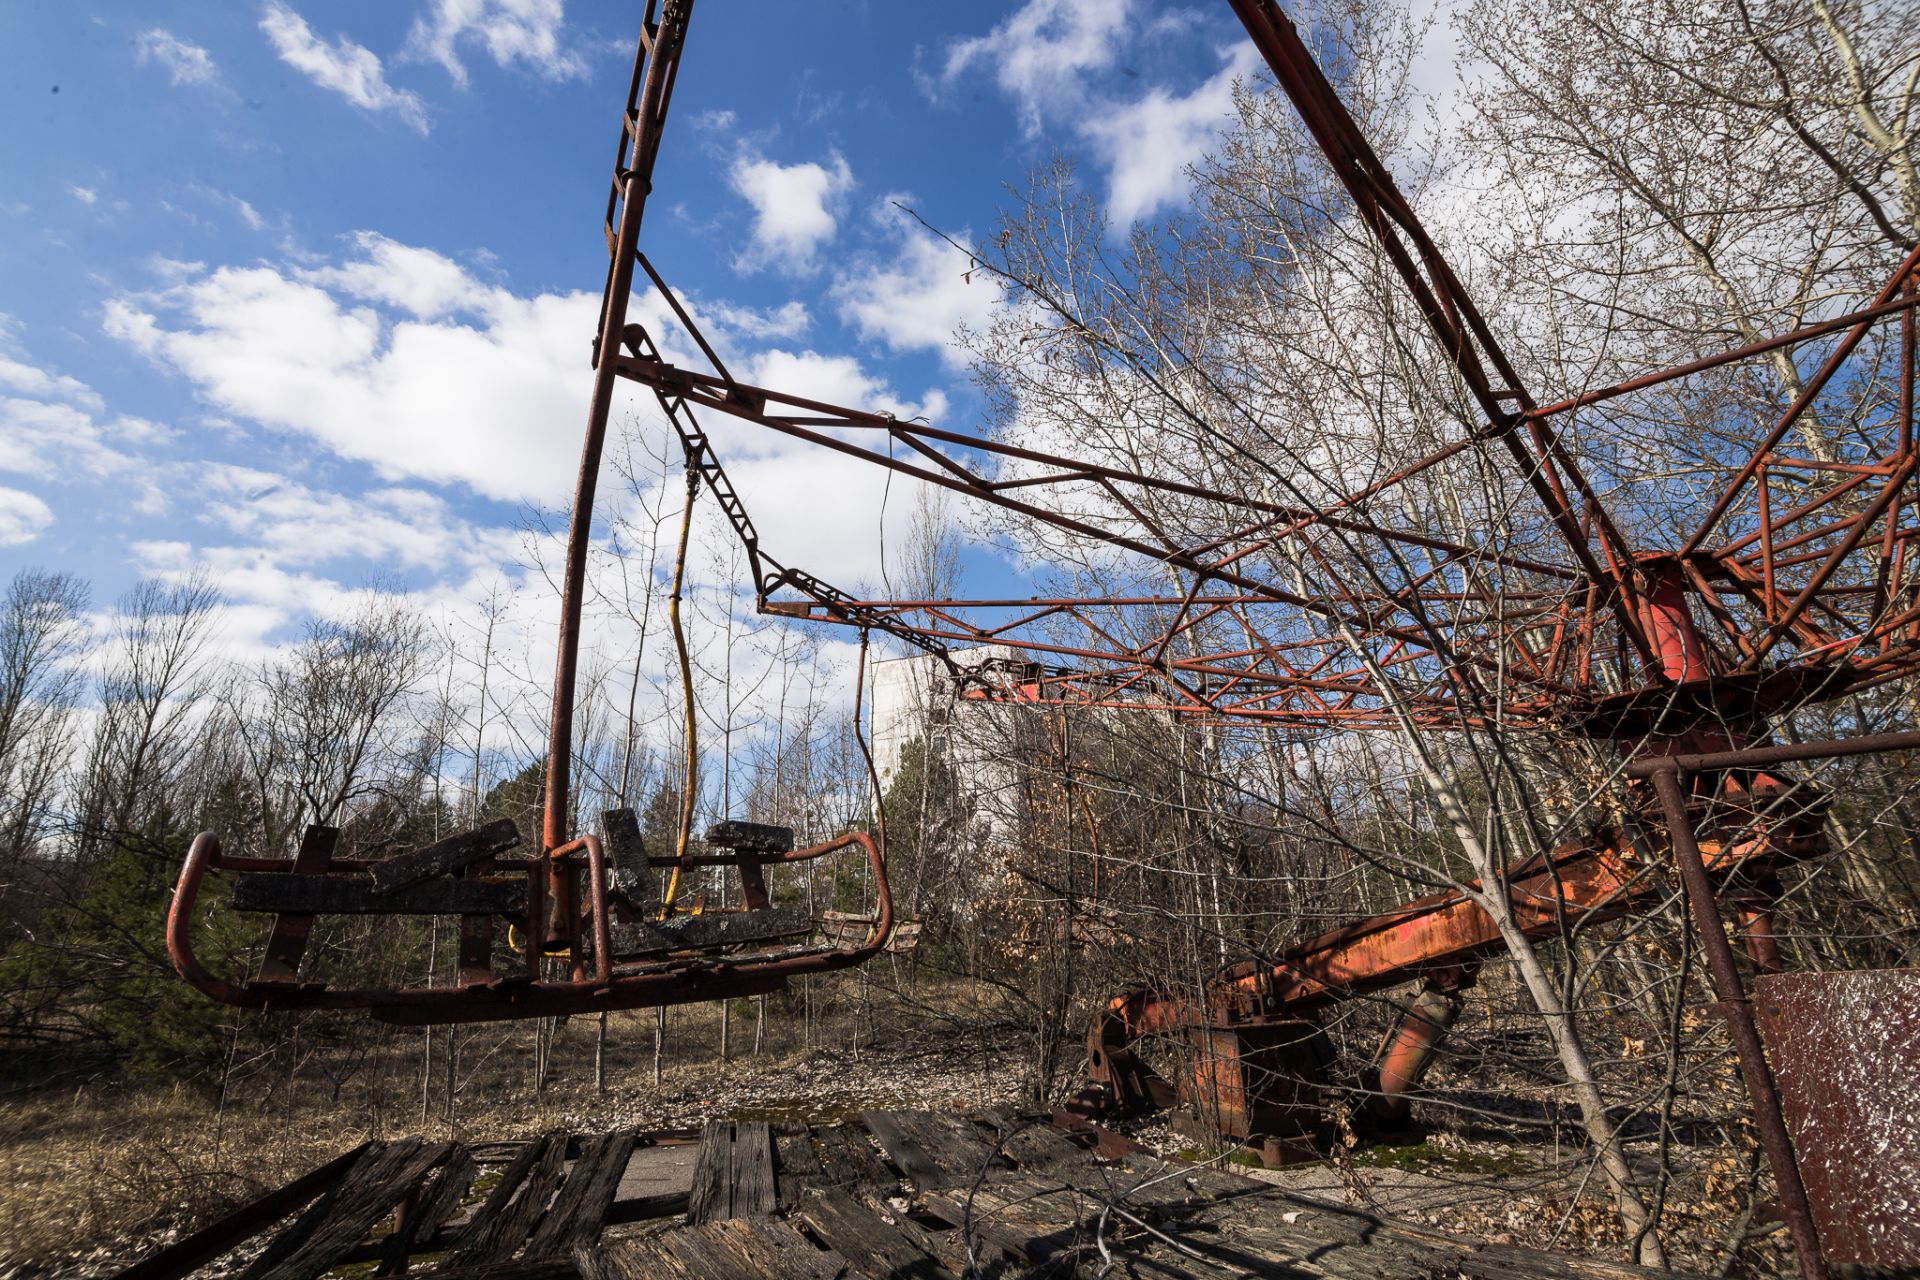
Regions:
[[661, 459, 701, 915]]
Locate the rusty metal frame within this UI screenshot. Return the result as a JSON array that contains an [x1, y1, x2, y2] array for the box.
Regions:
[[537, 7, 1913, 1273], [154, 2, 1920, 1269], [531, 5, 1920, 1273]]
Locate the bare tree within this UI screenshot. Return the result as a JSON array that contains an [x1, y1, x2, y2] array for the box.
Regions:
[[0, 570, 88, 911]]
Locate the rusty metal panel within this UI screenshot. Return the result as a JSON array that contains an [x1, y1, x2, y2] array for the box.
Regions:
[[1754, 968, 1920, 1268]]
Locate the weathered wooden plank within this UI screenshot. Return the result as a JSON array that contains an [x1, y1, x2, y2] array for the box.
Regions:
[[973, 1115, 1093, 1177], [525, 1129, 639, 1258], [730, 1122, 776, 1221], [376, 1145, 477, 1276], [773, 1130, 825, 1210], [577, 1237, 696, 1280], [438, 1136, 549, 1267], [774, 1129, 823, 1177], [248, 1139, 450, 1280], [609, 907, 810, 955], [669, 1218, 848, 1280], [236, 1143, 393, 1280], [921, 1173, 1104, 1266], [426, 1262, 577, 1280], [863, 1110, 1002, 1190], [686, 1121, 732, 1226], [256, 825, 338, 983], [110, 1141, 371, 1280], [1205, 1216, 1461, 1279], [601, 808, 658, 908], [819, 912, 922, 953], [861, 1110, 948, 1189], [465, 1132, 569, 1265], [810, 1124, 892, 1190], [370, 818, 522, 894], [233, 872, 525, 916], [790, 1187, 958, 1280], [686, 1121, 776, 1224], [604, 1189, 690, 1224]]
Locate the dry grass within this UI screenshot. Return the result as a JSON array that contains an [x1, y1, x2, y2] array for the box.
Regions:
[[0, 1085, 363, 1277], [0, 978, 1022, 1277]]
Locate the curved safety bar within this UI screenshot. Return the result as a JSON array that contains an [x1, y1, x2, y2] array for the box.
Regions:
[[788, 829, 893, 953], [167, 830, 258, 1009]]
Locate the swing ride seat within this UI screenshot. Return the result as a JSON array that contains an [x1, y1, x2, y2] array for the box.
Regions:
[[167, 808, 893, 1027], [599, 813, 886, 968]]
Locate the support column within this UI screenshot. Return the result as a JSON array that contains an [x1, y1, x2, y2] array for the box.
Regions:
[[1367, 967, 1474, 1128], [1650, 765, 1827, 1279]]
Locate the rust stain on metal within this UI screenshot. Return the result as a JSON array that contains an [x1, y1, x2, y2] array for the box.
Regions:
[[1755, 969, 1920, 1268]]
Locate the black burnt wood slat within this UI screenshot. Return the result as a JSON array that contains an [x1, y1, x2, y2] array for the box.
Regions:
[[608, 908, 810, 954], [256, 825, 338, 983], [808, 1124, 891, 1191], [525, 1128, 639, 1258], [772, 1128, 824, 1209], [376, 1145, 477, 1276], [233, 873, 525, 916], [860, 1110, 944, 1188], [790, 1187, 958, 1280], [604, 1190, 691, 1224], [235, 1142, 392, 1280], [110, 1141, 371, 1280], [247, 1138, 450, 1280], [703, 820, 793, 853], [601, 808, 658, 909], [438, 1137, 549, 1267], [370, 818, 521, 895], [465, 1132, 570, 1265], [457, 853, 498, 983]]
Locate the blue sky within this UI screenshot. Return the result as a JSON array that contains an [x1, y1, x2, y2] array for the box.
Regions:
[[0, 1, 1282, 688]]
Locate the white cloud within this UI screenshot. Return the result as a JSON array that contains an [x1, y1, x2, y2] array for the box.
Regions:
[[1079, 42, 1263, 226], [696, 298, 810, 343], [405, 0, 584, 87], [105, 252, 598, 504], [746, 349, 945, 425], [302, 232, 495, 319], [939, 0, 1133, 136], [136, 28, 219, 87], [0, 354, 105, 412], [68, 185, 97, 206], [98, 233, 967, 619], [0, 325, 159, 495], [102, 235, 753, 513], [0, 487, 54, 547], [728, 152, 853, 274], [0, 396, 168, 515], [833, 206, 997, 369], [228, 195, 265, 231], [260, 3, 430, 135], [196, 464, 512, 573]]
